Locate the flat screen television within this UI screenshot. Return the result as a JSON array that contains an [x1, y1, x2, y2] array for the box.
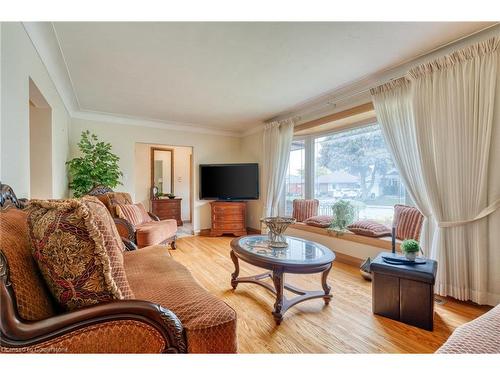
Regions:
[[199, 163, 259, 200]]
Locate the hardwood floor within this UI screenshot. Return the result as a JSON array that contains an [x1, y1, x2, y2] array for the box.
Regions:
[[171, 236, 490, 354]]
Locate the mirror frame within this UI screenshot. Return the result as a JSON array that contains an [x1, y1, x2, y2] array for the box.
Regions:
[[150, 147, 174, 198]]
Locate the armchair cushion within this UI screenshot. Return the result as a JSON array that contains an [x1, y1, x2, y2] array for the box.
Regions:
[[135, 219, 177, 248], [393, 204, 424, 241], [27, 197, 134, 311], [292, 199, 319, 222], [116, 202, 152, 226], [0, 209, 56, 321], [95, 192, 133, 217], [123, 246, 237, 353]]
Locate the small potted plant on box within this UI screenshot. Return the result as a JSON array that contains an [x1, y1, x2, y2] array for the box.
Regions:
[[400, 239, 420, 261]]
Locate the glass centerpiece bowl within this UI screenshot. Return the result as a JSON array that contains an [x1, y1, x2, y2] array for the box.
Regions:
[[260, 216, 296, 248]]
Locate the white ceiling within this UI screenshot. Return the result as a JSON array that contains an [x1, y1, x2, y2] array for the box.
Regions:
[[52, 22, 493, 132]]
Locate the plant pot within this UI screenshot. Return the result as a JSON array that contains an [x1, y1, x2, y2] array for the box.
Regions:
[[404, 252, 417, 261]]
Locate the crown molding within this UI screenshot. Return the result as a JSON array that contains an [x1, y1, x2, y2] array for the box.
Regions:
[[72, 110, 241, 137], [21, 21, 247, 137], [268, 23, 500, 125], [23, 22, 499, 139], [22, 22, 79, 114], [241, 123, 265, 137]]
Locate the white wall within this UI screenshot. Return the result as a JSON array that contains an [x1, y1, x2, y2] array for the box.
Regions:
[[70, 117, 243, 232], [0, 22, 70, 198], [240, 129, 265, 229], [135, 143, 192, 221], [29, 103, 52, 198]]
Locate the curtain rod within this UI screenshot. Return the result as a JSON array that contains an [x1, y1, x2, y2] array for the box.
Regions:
[[265, 22, 500, 124]]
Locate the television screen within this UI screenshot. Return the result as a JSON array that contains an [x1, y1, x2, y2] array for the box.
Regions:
[[200, 163, 259, 200]]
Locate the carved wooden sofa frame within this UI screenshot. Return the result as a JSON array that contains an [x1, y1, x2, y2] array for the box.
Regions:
[[87, 185, 176, 250], [0, 183, 186, 353]]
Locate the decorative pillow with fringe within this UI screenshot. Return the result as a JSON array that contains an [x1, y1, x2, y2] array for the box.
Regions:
[[27, 196, 134, 311]]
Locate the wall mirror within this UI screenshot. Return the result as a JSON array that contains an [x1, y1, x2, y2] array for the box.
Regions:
[[151, 147, 174, 198]]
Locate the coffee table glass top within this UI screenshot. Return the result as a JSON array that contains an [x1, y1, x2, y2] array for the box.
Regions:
[[234, 235, 335, 265]]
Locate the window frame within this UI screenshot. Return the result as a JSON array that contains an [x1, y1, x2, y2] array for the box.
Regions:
[[283, 119, 410, 221]]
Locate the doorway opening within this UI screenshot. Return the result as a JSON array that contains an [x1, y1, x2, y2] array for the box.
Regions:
[[135, 143, 194, 236], [29, 79, 53, 199]]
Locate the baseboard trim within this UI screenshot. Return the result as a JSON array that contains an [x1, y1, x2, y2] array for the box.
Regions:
[[197, 227, 261, 237], [334, 252, 364, 268]]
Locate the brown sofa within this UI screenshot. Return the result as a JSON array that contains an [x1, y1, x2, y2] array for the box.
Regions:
[[0, 184, 237, 353], [88, 185, 177, 249]]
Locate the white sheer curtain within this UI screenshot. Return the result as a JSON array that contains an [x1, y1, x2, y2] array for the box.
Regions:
[[372, 36, 500, 304], [370, 79, 435, 254], [262, 119, 294, 217], [409, 38, 499, 304]]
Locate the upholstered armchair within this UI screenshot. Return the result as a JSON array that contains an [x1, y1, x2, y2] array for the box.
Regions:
[[87, 186, 177, 249]]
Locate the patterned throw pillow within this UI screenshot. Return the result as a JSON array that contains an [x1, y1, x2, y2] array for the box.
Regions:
[[292, 199, 319, 222], [393, 204, 424, 241], [303, 215, 333, 228], [116, 203, 152, 226], [347, 220, 392, 237], [27, 196, 134, 311]]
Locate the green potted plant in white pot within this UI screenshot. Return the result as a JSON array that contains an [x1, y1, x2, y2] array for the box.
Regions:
[[400, 239, 420, 261]]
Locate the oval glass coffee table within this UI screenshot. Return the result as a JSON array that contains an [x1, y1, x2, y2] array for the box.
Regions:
[[230, 235, 335, 324]]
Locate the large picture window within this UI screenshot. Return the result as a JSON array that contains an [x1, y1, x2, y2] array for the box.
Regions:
[[284, 123, 407, 225]]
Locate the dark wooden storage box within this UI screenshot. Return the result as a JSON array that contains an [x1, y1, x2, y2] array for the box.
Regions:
[[371, 252, 437, 331]]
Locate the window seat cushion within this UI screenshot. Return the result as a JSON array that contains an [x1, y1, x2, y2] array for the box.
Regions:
[[288, 222, 401, 251], [347, 220, 391, 238], [303, 215, 333, 228]]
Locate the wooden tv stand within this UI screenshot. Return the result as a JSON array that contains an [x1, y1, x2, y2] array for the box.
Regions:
[[210, 201, 247, 237]]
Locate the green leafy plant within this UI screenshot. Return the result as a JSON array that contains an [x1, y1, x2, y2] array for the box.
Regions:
[[66, 131, 123, 197], [329, 199, 358, 232], [400, 239, 420, 254]]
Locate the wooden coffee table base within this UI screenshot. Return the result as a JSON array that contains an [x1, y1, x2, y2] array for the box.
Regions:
[[230, 250, 332, 325]]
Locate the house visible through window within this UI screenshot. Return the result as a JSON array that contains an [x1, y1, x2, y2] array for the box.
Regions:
[[284, 123, 407, 226]]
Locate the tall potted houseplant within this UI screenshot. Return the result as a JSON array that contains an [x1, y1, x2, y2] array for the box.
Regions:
[[67, 130, 123, 197]]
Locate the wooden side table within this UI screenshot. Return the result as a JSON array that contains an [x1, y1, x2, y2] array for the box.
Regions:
[[371, 252, 437, 331], [210, 201, 247, 237], [151, 198, 183, 226]]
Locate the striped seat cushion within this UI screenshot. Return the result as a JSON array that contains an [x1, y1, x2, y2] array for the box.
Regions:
[[116, 203, 152, 226], [348, 220, 391, 237], [393, 204, 424, 241], [304, 215, 333, 228]]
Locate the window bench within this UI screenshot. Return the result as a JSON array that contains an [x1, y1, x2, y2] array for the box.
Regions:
[[286, 222, 402, 267]]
